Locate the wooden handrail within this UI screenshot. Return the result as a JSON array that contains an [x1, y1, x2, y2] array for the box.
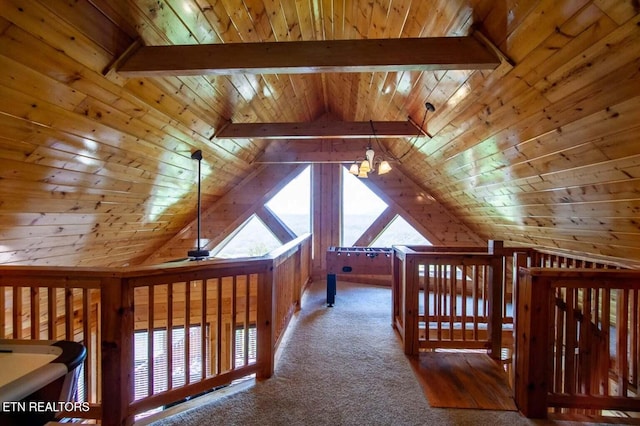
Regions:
[[515, 267, 640, 418], [0, 234, 312, 425], [392, 241, 506, 358]]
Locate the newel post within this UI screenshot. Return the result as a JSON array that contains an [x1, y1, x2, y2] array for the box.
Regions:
[[101, 276, 134, 425], [514, 269, 551, 418], [403, 254, 420, 355], [257, 264, 275, 378], [391, 249, 401, 329]]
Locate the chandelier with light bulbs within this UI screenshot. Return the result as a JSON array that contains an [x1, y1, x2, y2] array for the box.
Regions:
[[347, 120, 394, 178], [348, 146, 392, 178], [348, 103, 435, 178]]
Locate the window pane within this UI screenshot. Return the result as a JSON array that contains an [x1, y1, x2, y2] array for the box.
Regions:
[[265, 166, 311, 236], [134, 325, 206, 401], [371, 215, 431, 247], [341, 167, 388, 246], [215, 215, 282, 258], [235, 326, 257, 367]]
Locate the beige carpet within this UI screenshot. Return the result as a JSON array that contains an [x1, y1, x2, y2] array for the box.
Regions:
[[148, 281, 536, 426]]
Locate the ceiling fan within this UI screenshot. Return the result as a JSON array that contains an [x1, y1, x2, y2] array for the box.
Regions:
[[187, 149, 210, 260], [167, 149, 211, 262]]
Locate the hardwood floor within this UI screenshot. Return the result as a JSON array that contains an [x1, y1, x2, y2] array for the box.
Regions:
[[409, 351, 517, 411]]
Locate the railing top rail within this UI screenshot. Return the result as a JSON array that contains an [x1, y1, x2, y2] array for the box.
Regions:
[[411, 253, 502, 265], [122, 257, 274, 281], [0, 258, 270, 276], [392, 245, 416, 255], [532, 247, 640, 270], [261, 234, 311, 264], [521, 267, 640, 281], [0, 265, 120, 278], [0, 234, 312, 284], [393, 251, 507, 267], [394, 245, 487, 253]]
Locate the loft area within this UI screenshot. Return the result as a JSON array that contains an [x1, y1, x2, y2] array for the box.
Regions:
[[1, 1, 640, 424], [2, 241, 640, 424]]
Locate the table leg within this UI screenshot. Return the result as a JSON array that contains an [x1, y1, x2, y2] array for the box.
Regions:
[[327, 274, 336, 307]]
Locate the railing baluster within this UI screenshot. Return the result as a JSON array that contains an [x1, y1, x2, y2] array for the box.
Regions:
[[0, 286, 5, 339], [201, 279, 207, 381], [167, 282, 173, 390], [436, 264, 442, 341], [13, 286, 21, 338], [603, 288, 611, 396], [82, 288, 91, 402], [462, 265, 467, 342], [65, 287, 73, 341], [582, 288, 593, 396], [473, 265, 479, 340], [553, 297, 564, 405], [47, 287, 55, 339], [633, 289, 639, 388], [617, 289, 629, 396], [30, 287, 39, 339], [216, 277, 222, 376], [565, 287, 577, 395], [148, 285, 154, 396], [244, 274, 250, 367], [185, 280, 191, 385], [231, 276, 237, 370]]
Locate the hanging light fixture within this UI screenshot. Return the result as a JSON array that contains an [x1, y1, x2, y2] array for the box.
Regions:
[[359, 158, 371, 173], [187, 149, 210, 260], [378, 160, 392, 175], [350, 103, 434, 178], [348, 145, 392, 178], [348, 121, 394, 178]]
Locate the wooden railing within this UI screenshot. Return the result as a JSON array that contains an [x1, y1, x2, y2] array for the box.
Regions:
[[515, 267, 640, 418], [0, 234, 311, 425], [530, 248, 630, 270], [0, 269, 103, 419], [392, 242, 506, 358]]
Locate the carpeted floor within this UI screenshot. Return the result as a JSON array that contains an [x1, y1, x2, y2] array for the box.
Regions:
[[145, 281, 561, 426]]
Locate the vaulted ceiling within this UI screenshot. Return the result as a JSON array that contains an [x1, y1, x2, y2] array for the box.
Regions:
[[0, 0, 639, 266]]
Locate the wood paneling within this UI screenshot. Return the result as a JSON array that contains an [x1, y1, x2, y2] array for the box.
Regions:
[[0, 0, 639, 266]]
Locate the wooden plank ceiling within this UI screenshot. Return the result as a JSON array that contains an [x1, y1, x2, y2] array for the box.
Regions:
[[0, 0, 639, 266]]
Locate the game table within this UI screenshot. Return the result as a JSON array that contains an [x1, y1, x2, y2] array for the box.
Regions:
[[0, 339, 86, 425], [326, 246, 393, 306]]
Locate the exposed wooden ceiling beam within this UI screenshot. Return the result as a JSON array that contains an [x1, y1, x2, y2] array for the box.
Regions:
[[255, 150, 367, 164], [254, 139, 402, 163], [214, 121, 425, 140], [117, 37, 500, 77]]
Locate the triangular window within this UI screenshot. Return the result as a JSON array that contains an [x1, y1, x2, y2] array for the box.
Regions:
[[215, 215, 282, 258], [265, 166, 311, 236], [341, 167, 388, 246], [371, 215, 431, 247]]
